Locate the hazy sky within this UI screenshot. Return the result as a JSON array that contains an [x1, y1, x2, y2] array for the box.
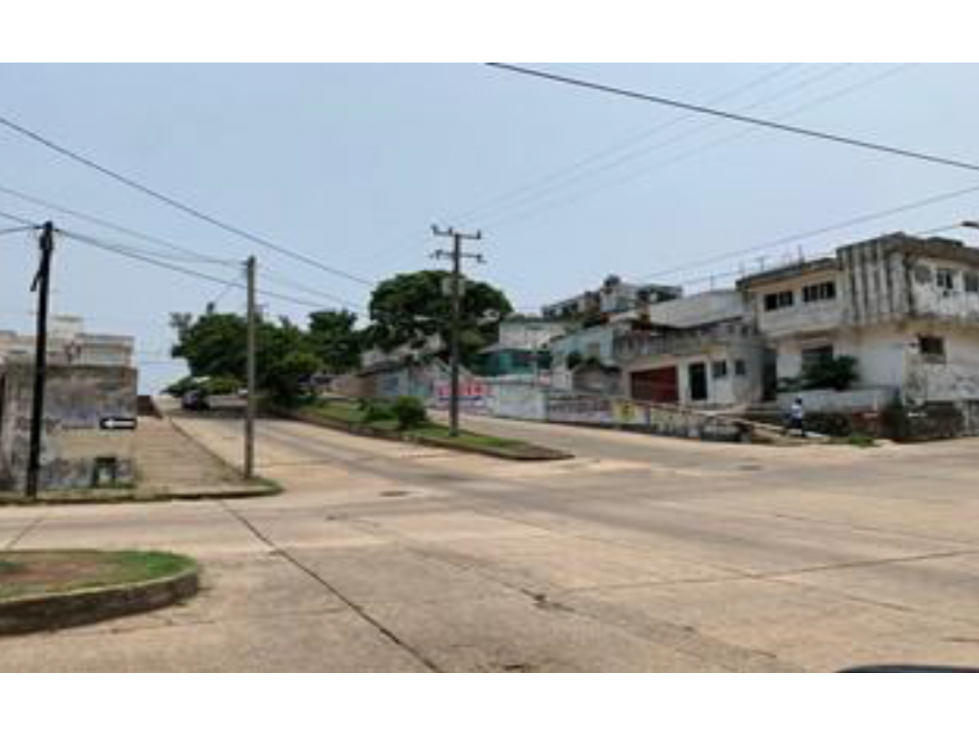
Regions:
[[2, 63, 978, 391]]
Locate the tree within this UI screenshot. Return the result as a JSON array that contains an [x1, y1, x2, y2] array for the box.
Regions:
[[367, 270, 512, 365], [307, 309, 363, 374], [170, 311, 321, 405], [170, 312, 248, 380]]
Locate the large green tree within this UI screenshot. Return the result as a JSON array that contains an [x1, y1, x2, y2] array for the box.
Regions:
[[307, 309, 363, 374], [169, 311, 323, 405], [367, 270, 512, 365]]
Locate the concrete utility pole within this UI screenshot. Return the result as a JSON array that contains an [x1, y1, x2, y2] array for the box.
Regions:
[[26, 221, 55, 499], [431, 226, 484, 437], [244, 256, 257, 480]]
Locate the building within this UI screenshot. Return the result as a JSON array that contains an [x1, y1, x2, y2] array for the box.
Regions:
[[615, 289, 765, 408], [738, 233, 979, 433], [0, 315, 134, 367], [0, 317, 138, 493], [541, 274, 681, 322], [474, 315, 567, 378]]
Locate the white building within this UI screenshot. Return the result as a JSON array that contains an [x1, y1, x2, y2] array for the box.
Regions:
[[738, 233, 979, 425], [541, 274, 681, 321], [614, 290, 764, 408], [0, 315, 134, 368]]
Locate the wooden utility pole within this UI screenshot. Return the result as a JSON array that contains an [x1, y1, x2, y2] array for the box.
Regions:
[[431, 226, 484, 436], [26, 221, 55, 499], [244, 256, 257, 480]]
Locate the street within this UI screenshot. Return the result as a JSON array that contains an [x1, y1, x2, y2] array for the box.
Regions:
[[3, 414, 979, 671]]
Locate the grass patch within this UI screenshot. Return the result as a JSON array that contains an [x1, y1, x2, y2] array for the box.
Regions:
[[305, 399, 571, 460], [0, 549, 196, 601], [410, 425, 524, 449]]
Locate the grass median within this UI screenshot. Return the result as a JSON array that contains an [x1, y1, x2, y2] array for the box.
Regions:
[[0, 549, 196, 602], [294, 398, 572, 461]]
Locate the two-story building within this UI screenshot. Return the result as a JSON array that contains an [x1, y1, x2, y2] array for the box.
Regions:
[[615, 289, 765, 408], [474, 315, 567, 379], [738, 233, 979, 427]]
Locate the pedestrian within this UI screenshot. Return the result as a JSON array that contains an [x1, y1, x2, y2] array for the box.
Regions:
[[784, 396, 806, 437]]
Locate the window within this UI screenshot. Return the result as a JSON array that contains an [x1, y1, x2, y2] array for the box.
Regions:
[[965, 271, 979, 293], [734, 359, 747, 377], [711, 360, 729, 379], [937, 269, 956, 291], [763, 290, 795, 312], [802, 281, 837, 303], [918, 335, 946, 363]]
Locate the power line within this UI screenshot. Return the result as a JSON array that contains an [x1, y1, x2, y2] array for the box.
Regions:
[[478, 65, 915, 234], [352, 63, 828, 272], [0, 224, 37, 237], [0, 198, 366, 310], [635, 180, 979, 282], [0, 113, 375, 287], [486, 63, 979, 176], [0, 209, 38, 227], [463, 64, 855, 230], [447, 64, 807, 226], [260, 271, 365, 313], [0, 182, 238, 265], [59, 229, 341, 312], [2, 213, 348, 313]]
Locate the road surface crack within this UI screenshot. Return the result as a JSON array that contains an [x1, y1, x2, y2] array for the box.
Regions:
[[217, 500, 441, 672]]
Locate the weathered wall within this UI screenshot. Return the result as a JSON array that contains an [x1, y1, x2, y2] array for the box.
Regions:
[[776, 387, 898, 413], [545, 392, 750, 442], [623, 339, 764, 407], [0, 363, 137, 492], [483, 379, 547, 421]]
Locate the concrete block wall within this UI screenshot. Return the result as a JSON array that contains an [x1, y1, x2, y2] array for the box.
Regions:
[[0, 363, 137, 492]]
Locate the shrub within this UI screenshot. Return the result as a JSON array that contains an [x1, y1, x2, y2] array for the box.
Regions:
[[362, 399, 396, 423], [802, 355, 858, 391], [391, 396, 428, 430]]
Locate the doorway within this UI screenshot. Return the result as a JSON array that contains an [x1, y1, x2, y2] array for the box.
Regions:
[[688, 362, 708, 402]]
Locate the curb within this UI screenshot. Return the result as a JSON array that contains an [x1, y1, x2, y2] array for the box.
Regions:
[[0, 485, 281, 507], [0, 564, 200, 636], [282, 407, 572, 461]]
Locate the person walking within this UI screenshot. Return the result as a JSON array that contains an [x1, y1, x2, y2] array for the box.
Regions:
[[784, 396, 807, 438]]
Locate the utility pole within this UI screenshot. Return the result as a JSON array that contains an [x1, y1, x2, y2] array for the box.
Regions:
[[26, 221, 55, 499], [431, 226, 484, 437], [244, 256, 257, 480]]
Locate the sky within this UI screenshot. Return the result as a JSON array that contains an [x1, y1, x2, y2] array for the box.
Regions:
[[2, 63, 979, 392]]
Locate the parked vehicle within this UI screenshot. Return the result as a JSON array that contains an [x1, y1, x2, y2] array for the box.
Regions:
[[180, 389, 211, 411]]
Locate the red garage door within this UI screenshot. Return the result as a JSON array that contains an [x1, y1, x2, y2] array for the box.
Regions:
[[631, 366, 679, 404]]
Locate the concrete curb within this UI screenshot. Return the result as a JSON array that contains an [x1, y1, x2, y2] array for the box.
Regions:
[[0, 564, 200, 636], [0, 484, 281, 506], [281, 407, 573, 461]]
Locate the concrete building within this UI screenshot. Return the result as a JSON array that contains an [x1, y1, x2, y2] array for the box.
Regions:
[[615, 290, 765, 408], [475, 316, 567, 378], [0, 317, 138, 493], [0, 315, 134, 367], [541, 274, 681, 322], [738, 233, 979, 431]]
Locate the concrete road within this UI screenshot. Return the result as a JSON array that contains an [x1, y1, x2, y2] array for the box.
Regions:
[[3, 412, 979, 672]]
